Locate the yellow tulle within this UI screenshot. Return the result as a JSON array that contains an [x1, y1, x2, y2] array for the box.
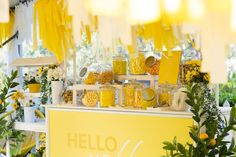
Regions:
[[33, 0, 75, 63], [0, 11, 15, 45]]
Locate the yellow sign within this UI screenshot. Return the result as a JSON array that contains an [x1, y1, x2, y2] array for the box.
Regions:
[[158, 51, 182, 85], [48, 109, 192, 157]]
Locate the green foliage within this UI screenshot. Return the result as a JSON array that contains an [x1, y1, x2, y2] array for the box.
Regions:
[[39, 66, 51, 104], [0, 70, 25, 155], [219, 73, 236, 107], [162, 83, 236, 157]]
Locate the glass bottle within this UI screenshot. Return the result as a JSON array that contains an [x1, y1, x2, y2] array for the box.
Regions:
[[158, 84, 177, 107], [82, 90, 99, 107], [99, 84, 116, 107], [123, 80, 142, 107], [97, 64, 114, 84], [112, 54, 128, 75], [129, 52, 146, 75]]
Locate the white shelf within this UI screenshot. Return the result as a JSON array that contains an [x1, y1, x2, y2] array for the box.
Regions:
[[11, 56, 58, 67], [24, 92, 41, 98], [115, 75, 158, 81], [14, 121, 46, 133], [72, 84, 123, 90]]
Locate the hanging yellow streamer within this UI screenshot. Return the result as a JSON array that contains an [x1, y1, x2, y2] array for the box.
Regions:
[[0, 11, 15, 46], [33, 0, 75, 63]]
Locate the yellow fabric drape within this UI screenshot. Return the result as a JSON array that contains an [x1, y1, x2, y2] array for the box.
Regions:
[[33, 0, 75, 63], [0, 11, 15, 45], [136, 19, 179, 52]]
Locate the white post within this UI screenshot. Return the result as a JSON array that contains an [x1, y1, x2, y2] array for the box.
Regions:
[[35, 132, 40, 149], [6, 140, 10, 157]]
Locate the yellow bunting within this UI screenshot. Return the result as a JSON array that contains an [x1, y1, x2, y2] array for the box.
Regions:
[[0, 11, 14, 45], [85, 25, 91, 44], [128, 0, 161, 25], [33, 0, 75, 63]]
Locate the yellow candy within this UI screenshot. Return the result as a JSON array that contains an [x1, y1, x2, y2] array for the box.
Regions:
[[84, 72, 97, 84], [82, 91, 99, 107], [100, 89, 115, 107], [124, 86, 135, 106], [113, 60, 127, 75], [130, 53, 146, 74]]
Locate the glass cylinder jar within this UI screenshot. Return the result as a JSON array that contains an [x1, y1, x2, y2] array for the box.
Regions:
[[134, 85, 143, 108], [129, 52, 146, 74], [112, 54, 128, 75], [141, 88, 156, 109], [145, 56, 160, 75], [158, 84, 177, 107], [82, 90, 99, 107], [123, 80, 142, 107], [97, 64, 114, 84], [81, 65, 99, 85], [100, 85, 116, 107]]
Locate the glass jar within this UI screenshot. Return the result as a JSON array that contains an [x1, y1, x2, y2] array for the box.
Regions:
[[141, 88, 156, 109], [112, 54, 128, 75], [100, 84, 116, 107], [97, 64, 114, 84], [82, 90, 99, 107], [81, 65, 99, 85], [158, 84, 177, 107], [123, 80, 142, 107], [134, 85, 143, 108], [129, 52, 146, 74], [145, 56, 160, 75]]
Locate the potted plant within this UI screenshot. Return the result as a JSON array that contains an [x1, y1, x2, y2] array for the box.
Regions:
[[47, 66, 65, 104], [23, 73, 41, 93], [23, 99, 36, 123]]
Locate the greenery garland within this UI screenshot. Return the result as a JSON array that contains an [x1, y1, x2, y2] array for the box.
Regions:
[[0, 70, 26, 156]]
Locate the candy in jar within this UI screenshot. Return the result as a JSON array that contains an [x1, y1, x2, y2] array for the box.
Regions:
[[129, 52, 146, 74], [100, 85, 116, 107], [123, 80, 142, 107], [113, 54, 127, 75], [82, 90, 99, 107]]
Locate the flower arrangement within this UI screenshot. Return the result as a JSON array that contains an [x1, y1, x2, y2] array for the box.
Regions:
[[23, 73, 40, 91], [182, 60, 210, 84], [47, 66, 65, 81], [162, 83, 236, 157]]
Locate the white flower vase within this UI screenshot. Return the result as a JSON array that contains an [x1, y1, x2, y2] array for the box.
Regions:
[[51, 81, 63, 105], [24, 107, 36, 123]]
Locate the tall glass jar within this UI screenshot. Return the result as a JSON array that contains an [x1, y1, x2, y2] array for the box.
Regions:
[[80, 64, 99, 85], [134, 85, 143, 108], [129, 52, 146, 74], [112, 54, 128, 75], [97, 64, 114, 84], [82, 90, 99, 107], [123, 80, 142, 107], [100, 84, 116, 107], [157, 84, 177, 107], [145, 56, 160, 75], [141, 88, 156, 109]]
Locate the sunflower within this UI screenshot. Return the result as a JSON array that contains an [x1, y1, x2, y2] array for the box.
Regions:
[[12, 103, 19, 109]]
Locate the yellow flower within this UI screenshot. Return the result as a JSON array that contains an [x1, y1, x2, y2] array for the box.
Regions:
[[12, 103, 19, 109], [41, 143, 46, 148], [209, 139, 216, 146], [17, 91, 25, 99], [38, 66, 43, 75], [199, 133, 209, 140], [11, 94, 17, 101], [0, 99, 3, 105], [186, 60, 201, 66], [204, 74, 210, 82]]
